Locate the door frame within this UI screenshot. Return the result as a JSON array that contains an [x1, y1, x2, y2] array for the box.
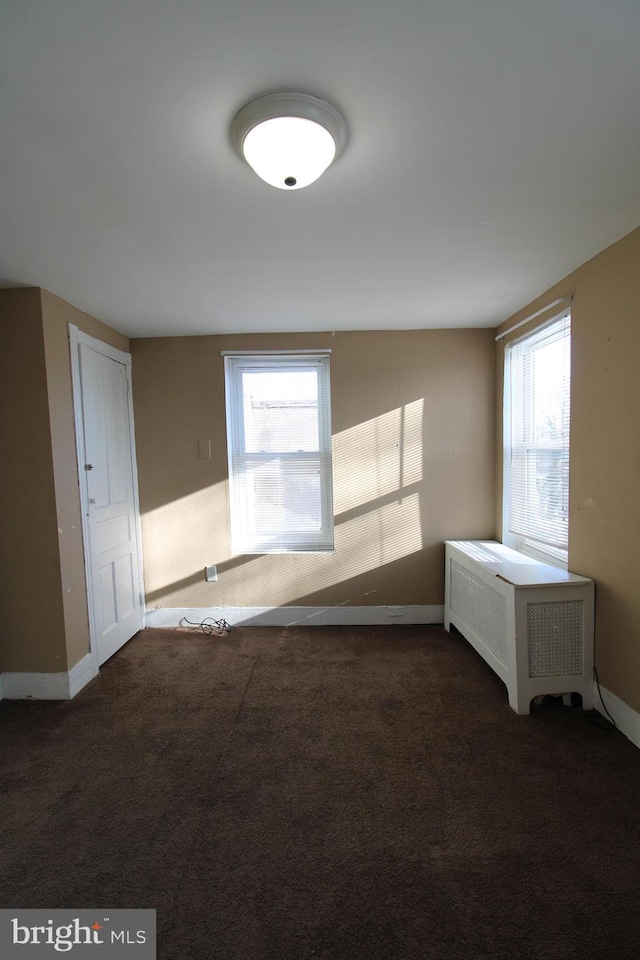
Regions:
[[69, 324, 145, 674]]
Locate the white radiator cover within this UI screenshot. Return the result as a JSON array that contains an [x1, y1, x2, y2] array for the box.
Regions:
[[444, 541, 594, 715]]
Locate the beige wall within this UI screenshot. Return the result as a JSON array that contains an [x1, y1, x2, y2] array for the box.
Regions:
[[132, 329, 496, 610], [496, 226, 640, 714], [0, 288, 128, 673], [0, 289, 67, 671]]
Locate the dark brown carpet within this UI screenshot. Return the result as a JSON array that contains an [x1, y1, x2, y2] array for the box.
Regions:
[[1, 625, 640, 959]]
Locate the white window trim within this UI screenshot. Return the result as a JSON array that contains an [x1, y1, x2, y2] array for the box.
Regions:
[[502, 311, 570, 570], [223, 352, 334, 555]]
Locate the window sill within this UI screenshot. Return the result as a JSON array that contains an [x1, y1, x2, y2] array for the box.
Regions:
[[512, 538, 568, 570]]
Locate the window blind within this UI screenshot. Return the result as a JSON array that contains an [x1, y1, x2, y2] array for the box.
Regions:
[[506, 312, 571, 554], [224, 354, 334, 553]]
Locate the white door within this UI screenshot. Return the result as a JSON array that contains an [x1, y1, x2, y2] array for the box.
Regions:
[[73, 333, 144, 666]]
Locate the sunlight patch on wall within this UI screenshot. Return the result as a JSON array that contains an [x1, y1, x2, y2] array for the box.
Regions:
[[336, 491, 423, 567], [140, 399, 426, 607], [333, 399, 423, 513], [212, 490, 423, 608]]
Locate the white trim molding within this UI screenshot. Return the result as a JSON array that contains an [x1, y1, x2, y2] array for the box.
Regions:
[[593, 681, 640, 750], [69, 652, 99, 698], [69, 324, 146, 673], [0, 653, 97, 701], [146, 605, 444, 629]]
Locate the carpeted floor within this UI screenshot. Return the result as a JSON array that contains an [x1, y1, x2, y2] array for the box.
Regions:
[[1, 624, 640, 959]]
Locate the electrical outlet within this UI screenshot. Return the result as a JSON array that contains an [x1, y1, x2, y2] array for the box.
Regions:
[[205, 565, 218, 582]]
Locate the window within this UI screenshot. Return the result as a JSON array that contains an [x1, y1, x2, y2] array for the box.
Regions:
[[223, 353, 334, 554], [503, 312, 571, 567]]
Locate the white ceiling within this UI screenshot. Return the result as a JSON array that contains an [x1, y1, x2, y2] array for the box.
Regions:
[[1, 1, 639, 338]]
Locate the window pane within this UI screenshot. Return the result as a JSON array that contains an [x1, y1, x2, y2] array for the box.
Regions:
[[224, 355, 334, 554], [505, 313, 570, 558], [530, 336, 570, 444], [247, 458, 322, 533], [510, 449, 569, 545], [242, 370, 319, 453]]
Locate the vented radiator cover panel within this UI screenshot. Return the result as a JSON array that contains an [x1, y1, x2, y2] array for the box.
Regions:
[[527, 600, 584, 678], [450, 559, 508, 666]]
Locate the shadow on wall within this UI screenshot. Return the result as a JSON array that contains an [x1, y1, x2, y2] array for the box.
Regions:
[[144, 545, 443, 611]]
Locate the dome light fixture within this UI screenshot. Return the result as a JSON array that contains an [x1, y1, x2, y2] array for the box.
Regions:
[[231, 92, 347, 190]]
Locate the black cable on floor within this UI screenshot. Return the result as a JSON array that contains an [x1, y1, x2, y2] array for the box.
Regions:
[[182, 616, 234, 636], [585, 665, 616, 730]]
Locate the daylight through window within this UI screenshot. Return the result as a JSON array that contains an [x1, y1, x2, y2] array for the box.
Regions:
[[224, 353, 334, 553], [504, 312, 571, 566]]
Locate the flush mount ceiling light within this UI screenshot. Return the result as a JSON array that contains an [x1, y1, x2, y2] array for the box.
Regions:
[[231, 92, 347, 190]]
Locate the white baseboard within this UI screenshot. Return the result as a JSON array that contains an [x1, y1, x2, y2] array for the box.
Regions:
[[593, 680, 640, 749], [0, 653, 97, 701], [0, 673, 3, 700], [69, 652, 98, 698], [145, 605, 444, 629]]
